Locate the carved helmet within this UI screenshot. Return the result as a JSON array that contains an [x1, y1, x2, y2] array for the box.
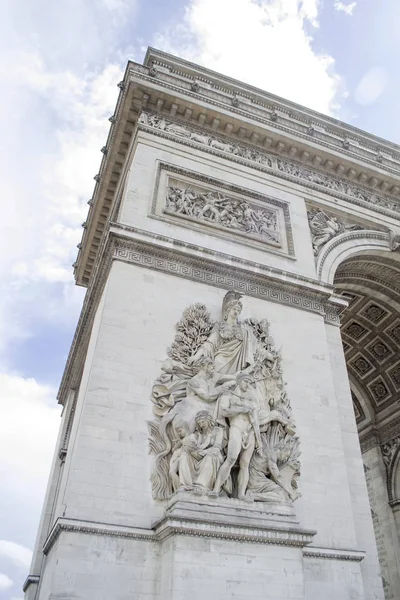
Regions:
[[222, 291, 243, 321]]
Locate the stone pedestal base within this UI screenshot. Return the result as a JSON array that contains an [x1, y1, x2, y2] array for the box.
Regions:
[[151, 492, 315, 600]]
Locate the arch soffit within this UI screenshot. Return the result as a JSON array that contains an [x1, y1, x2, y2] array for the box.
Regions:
[[349, 376, 375, 429], [317, 230, 398, 284]]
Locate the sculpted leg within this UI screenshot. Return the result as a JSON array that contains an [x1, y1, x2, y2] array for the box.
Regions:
[[237, 436, 255, 500], [213, 428, 242, 494]]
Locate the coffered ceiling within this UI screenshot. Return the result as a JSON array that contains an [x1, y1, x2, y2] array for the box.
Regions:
[[335, 254, 400, 427]]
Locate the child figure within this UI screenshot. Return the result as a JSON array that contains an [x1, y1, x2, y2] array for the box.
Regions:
[[169, 421, 190, 492]]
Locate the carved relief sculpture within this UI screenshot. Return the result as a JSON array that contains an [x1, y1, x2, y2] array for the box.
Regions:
[[148, 292, 300, 505], [307, 208, 363, 255], [166, 186, 280, 245], [139, 111, 400, 216]]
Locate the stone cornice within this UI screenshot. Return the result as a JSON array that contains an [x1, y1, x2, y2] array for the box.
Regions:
[[42, 518, 156, 556], [41, 517, 363, 561], [359, 428, 381, 454], [153, 513, 315, 547], [303, 547, 365, 562], [43, 515, 315, 554], [22, 574, 40, 593], [111, 225, 343, 320], [143, 48, 400, 180], [137, 114, 400, 220], [58, 226, 344, 404], [74, 49, 400, 287]]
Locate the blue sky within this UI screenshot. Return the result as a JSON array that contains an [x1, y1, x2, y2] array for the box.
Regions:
[[0, 0, 399, 596]]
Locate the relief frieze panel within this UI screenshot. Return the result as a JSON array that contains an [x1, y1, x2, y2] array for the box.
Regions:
[[148, 291, 301, 507], [151, 164, 293, 256], [306, 207, 365, 256], [138, 111, 400, 218]]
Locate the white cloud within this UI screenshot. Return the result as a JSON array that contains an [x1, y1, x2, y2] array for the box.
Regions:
[[354, 66, 389, 106], [0, 374, 60, 481], [0, 51, 122, 359], [0, 541, 32, 569], [154, 0, 342, 115], [334, 1, 356, 15], [0, 573, 13, 590]]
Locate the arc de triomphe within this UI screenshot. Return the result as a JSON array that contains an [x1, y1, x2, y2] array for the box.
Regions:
[[24, 49, 400, 600]]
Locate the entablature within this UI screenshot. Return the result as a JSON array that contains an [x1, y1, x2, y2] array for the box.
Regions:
[[74, 48, 400, 287]]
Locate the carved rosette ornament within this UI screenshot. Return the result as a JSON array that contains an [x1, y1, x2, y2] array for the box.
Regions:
[[148, 292, 301, 506]]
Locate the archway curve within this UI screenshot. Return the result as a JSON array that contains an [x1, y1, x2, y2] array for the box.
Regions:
[[317, 230, 393, 284], [349, 376, 375, 430], [386, 447, 400, 504]]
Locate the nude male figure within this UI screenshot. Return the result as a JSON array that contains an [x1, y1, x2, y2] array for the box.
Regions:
[[213, 373, 262, 500]]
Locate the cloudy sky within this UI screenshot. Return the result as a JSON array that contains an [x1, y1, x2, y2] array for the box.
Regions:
[[1, 0, 399, 596]]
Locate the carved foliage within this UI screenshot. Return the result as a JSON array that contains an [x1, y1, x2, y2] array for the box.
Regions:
[[167, 303, 214, 365]]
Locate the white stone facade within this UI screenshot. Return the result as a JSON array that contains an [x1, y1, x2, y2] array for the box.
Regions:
[[25, 48, 400, 600]]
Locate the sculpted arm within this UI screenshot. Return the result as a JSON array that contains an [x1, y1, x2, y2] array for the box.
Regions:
[[187, 378, 219, 403], [188, 327, 219, 364], [220, 395, 251, 418]]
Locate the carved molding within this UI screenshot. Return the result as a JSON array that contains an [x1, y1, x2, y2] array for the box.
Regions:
[[138, 112, 400, 219], [360, 429, 381, 454], [113, 237, 338, 321], [142, 51, 400, 178], [42, 518, 156, 556], [317, 230, 391, 280], [154, 514, 314, 546], [303, 547, 365, 562], [381, 435, 400, 503], [43, 515, 316, 554], [58, 228, 341, 406], [41, 517, 364, 560]]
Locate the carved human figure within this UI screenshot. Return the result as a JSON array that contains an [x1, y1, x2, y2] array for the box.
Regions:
[[247, 441, 300, 502], [187, 357, 235, 404], [170, 411, 224, 493], [148, 291, 301, 504], [213, 373, 263, 500], [309, 212, 344, 254], [169, 420, 191, 491], [188, 292, 258, 376], [242, 203, 258, 232], [198, 192, 223, 221]]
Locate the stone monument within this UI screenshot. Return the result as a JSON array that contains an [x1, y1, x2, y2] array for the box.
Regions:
[[24, 48, 400, 600]]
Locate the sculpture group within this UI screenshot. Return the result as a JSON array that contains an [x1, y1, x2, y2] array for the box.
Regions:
[[166, 186, 280, 244], [307, 208, 363, 255], [148, 292, 301, 504]]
